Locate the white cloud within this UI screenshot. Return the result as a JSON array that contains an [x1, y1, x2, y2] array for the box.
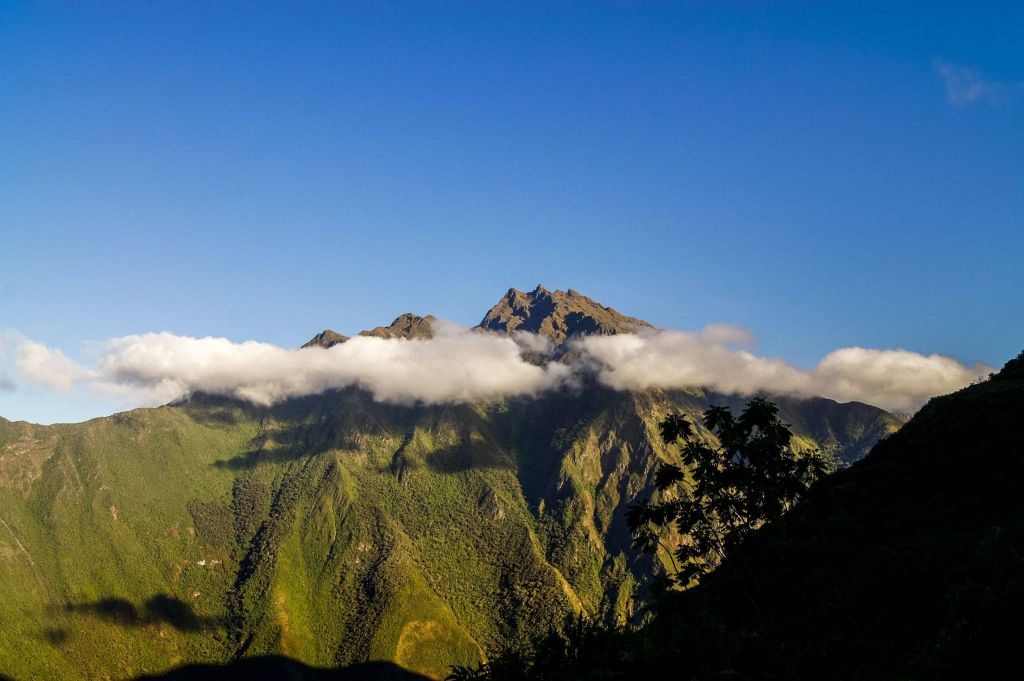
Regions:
[[511, 329, 559, 354], [84, 322, 572, 407], [11, 323, 991, 414], [575, 330, 812, 396], [809, 347, 988, 412], [574, 329, 992, 412], [16, 339, 94, 391], [696, 324, 757, 346]]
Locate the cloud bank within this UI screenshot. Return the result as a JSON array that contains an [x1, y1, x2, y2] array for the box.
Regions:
[[575, 330, 991, 413], [11, 323, 991, 414], [90, 321, 572, 407]]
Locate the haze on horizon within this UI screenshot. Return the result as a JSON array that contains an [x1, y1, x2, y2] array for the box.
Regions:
[[1, 2, 1021, 423]]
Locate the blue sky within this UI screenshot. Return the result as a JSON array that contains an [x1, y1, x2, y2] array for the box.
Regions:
[[1, 2, 1021, 423]]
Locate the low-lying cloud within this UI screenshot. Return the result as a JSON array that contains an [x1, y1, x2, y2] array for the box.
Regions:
[[575, 329, 991, 413], [91, 321, 572, 407], [10, 322, 992, 414]]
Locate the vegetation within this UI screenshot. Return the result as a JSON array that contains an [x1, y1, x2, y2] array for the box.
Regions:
[[0, 384, 890, 680], [628, 398, 829, 587], [446, 348, 1024, 680], [451, 397, 830, 680]]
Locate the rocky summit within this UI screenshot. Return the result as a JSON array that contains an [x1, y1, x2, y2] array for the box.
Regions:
[[478, 284, 652, 343], [304, 314, 437, 349], [305, 285, 650, 350]]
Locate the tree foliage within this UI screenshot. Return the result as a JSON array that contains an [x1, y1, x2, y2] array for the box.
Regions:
[[627, 397, 829, 587]]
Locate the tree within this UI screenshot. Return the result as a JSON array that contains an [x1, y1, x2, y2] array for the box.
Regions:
[[627, 398, 829, 588]]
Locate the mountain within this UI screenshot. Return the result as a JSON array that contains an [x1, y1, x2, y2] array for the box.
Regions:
[[361, 313, 437, 341], [478, 284, 651, 342], [0, 287, 899, 680], [304, 314, 437, 349], [305, 284, 646, 349], [507, 349, 1024, 680], [303, 330, 350, 349]]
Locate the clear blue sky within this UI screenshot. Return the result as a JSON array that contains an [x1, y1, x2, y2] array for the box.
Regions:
[[1, 2, 1022, 422]]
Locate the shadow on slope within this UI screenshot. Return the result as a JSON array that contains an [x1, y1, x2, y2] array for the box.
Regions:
[[421, 439, 515, 474], [211, 421, 335, 470], [208, 395, 374, 470], [133, 658, 430, 681], [206, 389, 518, 475], [56, 594, 224, 632]]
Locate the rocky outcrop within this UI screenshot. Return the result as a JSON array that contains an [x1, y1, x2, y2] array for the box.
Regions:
[[477, 284, 651, 343]]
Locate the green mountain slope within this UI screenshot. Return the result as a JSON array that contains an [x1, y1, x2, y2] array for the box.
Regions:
[[0, 288, 900, 680]]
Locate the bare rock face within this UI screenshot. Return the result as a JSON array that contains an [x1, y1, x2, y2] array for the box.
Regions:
[[476, 284, 652, 344], [302, 314, 436, 348], [302, 329, 349, 349], [358, 313, 436, 340], [303, 285, 651, 349]]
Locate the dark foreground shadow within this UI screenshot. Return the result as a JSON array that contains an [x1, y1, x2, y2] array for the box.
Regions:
[[133, 657, 431, 681]]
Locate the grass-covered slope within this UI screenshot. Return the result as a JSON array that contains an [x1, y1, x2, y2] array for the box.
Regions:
[[0, 386, 896, 680]]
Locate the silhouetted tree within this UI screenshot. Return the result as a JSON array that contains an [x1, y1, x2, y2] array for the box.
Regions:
[[627, 398, 829, 588]]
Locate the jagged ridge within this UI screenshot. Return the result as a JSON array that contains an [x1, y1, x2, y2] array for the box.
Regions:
[[304, 285, 651, 349], [477, 284, 652, 343]]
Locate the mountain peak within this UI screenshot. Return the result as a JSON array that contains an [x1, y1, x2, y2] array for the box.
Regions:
[[304, 286, 650, 349], [302, 329, 349, 349], [302, 314, 436, 348], [359, 313, 436, 340], [477, 285, 652, 343]]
